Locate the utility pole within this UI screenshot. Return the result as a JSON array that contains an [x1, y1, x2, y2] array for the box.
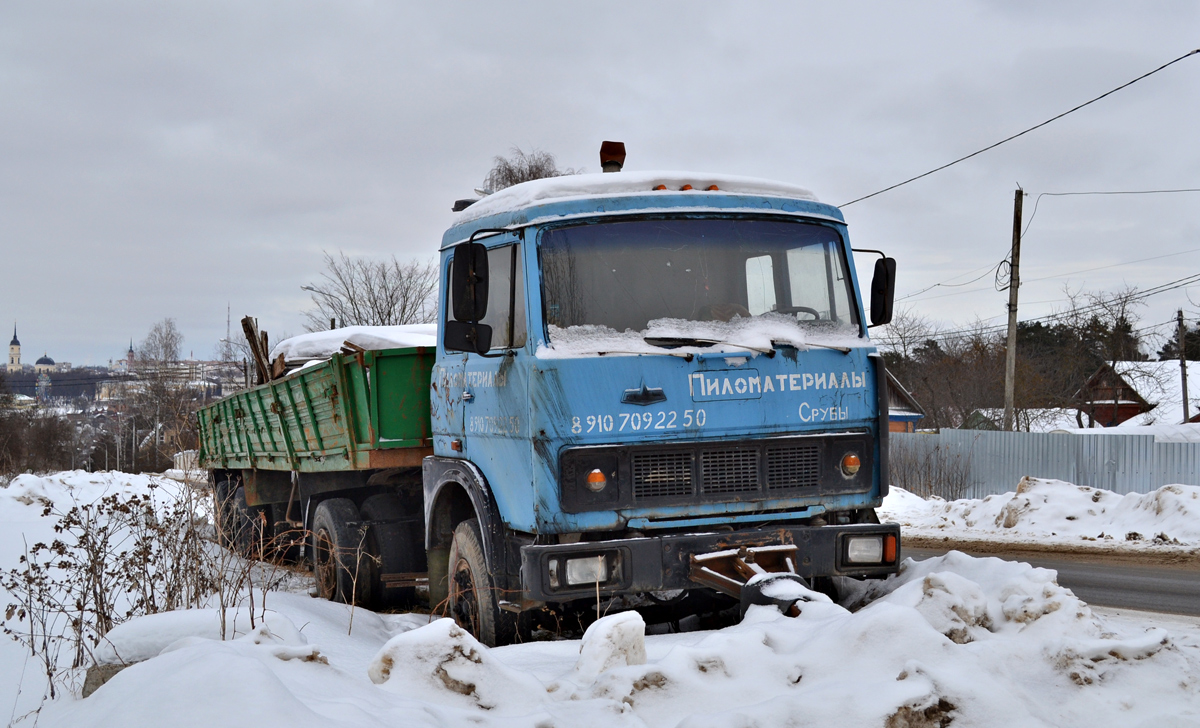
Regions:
[[1002, 188, 1023, 431], [1179, 309, 1190, 423]]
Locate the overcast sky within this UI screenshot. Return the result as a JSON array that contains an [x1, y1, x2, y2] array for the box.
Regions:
[[3, 2, 1198, 365]]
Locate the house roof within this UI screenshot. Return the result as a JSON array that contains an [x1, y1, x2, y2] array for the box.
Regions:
[[1110, 360, 1200, 427], [886, 371, 925, 418]]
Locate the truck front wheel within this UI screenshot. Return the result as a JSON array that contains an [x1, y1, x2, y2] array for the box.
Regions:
[[312, 499, 368, 605], [447, 518, 516, 647]]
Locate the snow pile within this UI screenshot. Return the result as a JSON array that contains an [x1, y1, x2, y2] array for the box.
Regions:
[[1058, 422, 1200, 442], [536, 314, 864, 360], [37, 554, 1200, 727], [369, 618, 547, 712], [882, 477, 1200, 551], [572, 611, 647, 684], [269, 324, 437, 362], [456, 171, 821, 224], [0, 470, 185, 516], [92, 606, 308, 665]]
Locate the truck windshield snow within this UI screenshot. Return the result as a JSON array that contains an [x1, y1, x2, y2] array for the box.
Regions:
[[540, 218, 859, 340]]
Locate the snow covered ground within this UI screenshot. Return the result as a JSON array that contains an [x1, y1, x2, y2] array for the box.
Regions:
[[3, 472, 1199, 727], [882, 477, 1200, 555]]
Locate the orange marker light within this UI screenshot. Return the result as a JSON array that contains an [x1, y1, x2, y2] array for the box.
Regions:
[[884, 534, 897, 563], [707, 185, 719, 191], [586, 469, 608, 492], [680, 184, 693, 191], [840, 453, 861, 476], [653, 184, 667, 190]]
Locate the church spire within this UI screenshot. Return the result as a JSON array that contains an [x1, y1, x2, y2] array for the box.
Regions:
[[9, 323, 18, 347]]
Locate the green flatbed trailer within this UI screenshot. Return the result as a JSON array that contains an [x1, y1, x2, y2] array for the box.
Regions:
[[197, 346, 435, 494]]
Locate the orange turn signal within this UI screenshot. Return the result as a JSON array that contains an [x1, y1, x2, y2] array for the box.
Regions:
[[884, 534, 897, 563], [586, 469, 608, 492], [840, 453, 861, 476]]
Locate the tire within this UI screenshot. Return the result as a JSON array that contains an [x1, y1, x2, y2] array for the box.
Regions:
[[312, 498, 369, 605], [360, 494, 423, 608], [230, 486, 266, 559], [447, 518, 516, 647], [212, 477, 237, 548]]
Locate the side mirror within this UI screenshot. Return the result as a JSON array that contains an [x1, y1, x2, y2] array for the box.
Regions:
[[451, 242, 489, 322], [443, 320, 493, 354], [870, 257, 896, 327]]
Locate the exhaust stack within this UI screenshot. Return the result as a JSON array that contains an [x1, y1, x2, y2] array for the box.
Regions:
[[600, 141, 626, 173]]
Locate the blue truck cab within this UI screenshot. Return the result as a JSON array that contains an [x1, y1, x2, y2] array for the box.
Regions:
[[424, 155, 900, 643]]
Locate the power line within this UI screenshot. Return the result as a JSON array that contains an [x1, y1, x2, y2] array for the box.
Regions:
[[894, 186, 1200, 302], [1022, 187, 1200, 237], [840, 48, 1200, 207], [896, 260, 1005, 301], [902, 246, 1200, 303], [917, 271, 1200, 342]]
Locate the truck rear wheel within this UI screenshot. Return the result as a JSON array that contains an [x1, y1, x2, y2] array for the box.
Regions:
[[360, 494, 421, 608], [213, 477, 237, 549], [447, 518, 516, 647], [312, 499, 368, 605], [230, 486, 266, 559]]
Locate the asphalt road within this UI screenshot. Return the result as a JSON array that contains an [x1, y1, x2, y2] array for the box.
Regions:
[[905, 547, 1200, 617]]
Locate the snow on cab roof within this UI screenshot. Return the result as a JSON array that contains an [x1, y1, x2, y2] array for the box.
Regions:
[[455, 171, 821, 224]]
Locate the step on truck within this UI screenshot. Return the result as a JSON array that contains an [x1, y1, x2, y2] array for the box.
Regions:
[[197, 142, 902, 645]]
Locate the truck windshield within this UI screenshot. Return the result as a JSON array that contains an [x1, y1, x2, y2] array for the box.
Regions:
[[540, 218, 859, 342]]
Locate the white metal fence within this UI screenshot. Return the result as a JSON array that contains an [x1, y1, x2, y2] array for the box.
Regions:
[[890, 430, 1200, 499]]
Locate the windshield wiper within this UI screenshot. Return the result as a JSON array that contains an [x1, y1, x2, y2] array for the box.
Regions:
[[771, 339, 852, 355], [643, 336, 776, 357], [598, 349, 695, 361]]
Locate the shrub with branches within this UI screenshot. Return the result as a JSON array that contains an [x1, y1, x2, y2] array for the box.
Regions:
[[1, 480, 304, 704]]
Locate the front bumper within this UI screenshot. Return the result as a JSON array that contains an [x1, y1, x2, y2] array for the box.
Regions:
[[519, 522, 900, 602]]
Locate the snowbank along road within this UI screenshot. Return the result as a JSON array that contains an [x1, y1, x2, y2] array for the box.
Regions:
[[3, 472, 1200, 727]]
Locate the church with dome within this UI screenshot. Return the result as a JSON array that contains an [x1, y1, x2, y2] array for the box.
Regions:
[[2, 323, 104, 401]]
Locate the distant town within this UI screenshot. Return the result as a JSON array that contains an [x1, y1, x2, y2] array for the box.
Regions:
[[5, 323, 247, 408]]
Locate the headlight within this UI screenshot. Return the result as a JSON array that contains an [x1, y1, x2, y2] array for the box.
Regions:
[[846, 536, 883, 563], [565, 555, 609, 586]]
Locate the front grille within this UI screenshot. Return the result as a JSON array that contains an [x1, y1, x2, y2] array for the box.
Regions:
[[701, 448, 760, 493], [633, 451, 694, 499], [559, 433, 870, 513], [766, 444, 820, 490]]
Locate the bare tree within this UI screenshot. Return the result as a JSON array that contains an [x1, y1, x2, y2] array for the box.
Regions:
[[876, 307, 936, 362], [126, 319, 201, 470], [482, 147, 578, 192], [138, 319, 183, 365], [302, 252, 438, 332]]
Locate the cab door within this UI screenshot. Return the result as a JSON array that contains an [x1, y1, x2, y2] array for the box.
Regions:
[[459, 238, 533, 525], [431, 257, 467, 454]]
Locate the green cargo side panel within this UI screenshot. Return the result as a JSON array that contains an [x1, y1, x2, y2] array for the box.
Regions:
[[197, 346, 434, 474]]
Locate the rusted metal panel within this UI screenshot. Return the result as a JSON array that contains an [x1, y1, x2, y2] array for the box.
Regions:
[[368, 447, 433, 469]]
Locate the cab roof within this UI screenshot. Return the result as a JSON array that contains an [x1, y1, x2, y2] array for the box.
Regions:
[[442, 171, 844, 249]]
